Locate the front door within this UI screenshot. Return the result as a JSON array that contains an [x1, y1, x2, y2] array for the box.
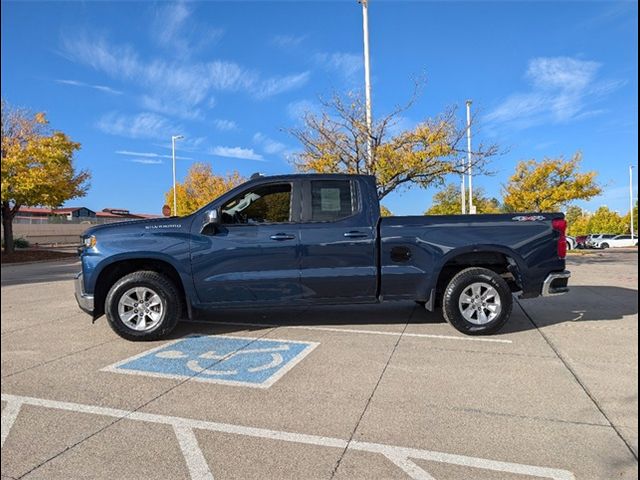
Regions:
[[191, 181, 302, 305]]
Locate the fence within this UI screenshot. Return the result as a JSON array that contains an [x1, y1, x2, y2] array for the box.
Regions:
[[12, 216, 143, 225], [2, 223, 115, 245]]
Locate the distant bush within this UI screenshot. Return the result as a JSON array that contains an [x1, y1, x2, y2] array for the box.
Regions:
[[1, 237, 30, 249]]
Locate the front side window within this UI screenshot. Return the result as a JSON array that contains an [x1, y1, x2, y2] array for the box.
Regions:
[[310, 180, 354, 222], [221, 183, 292, 224]]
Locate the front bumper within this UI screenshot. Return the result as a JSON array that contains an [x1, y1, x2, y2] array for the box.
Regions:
[[541, 270, 571, 296], [74, 272, 94, 314]]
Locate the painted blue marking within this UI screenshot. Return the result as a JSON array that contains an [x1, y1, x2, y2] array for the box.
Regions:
[[107, 335, 318, 388]]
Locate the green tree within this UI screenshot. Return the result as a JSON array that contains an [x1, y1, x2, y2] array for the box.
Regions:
[[502, 152, 601, 212], [1, 101, 90, 253], [425, 183, 501, 215], [289, 87, 498, 200], [565, 205, 591, 236], [622, 201, 638, 235], [165, 163, 245, 216], [587, 207, 627, 235]]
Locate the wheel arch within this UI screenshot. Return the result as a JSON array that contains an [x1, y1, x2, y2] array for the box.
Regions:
[[427, 246, 524, 310], [92, 255, 191, 320]]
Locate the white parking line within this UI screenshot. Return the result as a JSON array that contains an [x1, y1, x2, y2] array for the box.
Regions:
[[205, 321, 513, 344], [174, 425, 215, 480], [1, 394, 573, 480], [1, 399, 22, 448]]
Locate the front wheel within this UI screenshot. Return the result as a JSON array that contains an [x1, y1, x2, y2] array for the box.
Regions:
[[105, 271, 182, 341], [442, 267, 513, 335], [600, 243, 609, 249]]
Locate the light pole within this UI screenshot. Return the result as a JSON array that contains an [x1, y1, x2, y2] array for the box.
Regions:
[[171, 135, 184, 216], [460, 159, 466, 214], [630, 165, 635, 239], [360, 0, 374, 166], [466, 100, 474, 214]]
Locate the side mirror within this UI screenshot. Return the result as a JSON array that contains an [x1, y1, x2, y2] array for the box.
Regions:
[[202, 209, 220, 230]]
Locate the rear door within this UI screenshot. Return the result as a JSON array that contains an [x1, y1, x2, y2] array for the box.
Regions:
[[190, 180, 302, 305], [298, 179, 377, 303]]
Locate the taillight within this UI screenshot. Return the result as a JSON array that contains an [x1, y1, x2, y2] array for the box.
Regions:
[[552, 218, 567, 258]]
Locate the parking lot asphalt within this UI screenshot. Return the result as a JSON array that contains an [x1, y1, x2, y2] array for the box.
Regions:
[[1, 250, 638, 479]]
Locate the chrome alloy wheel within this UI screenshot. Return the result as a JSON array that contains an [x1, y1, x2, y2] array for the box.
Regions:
[[117, 287, 164, 331], [458, 282, 502, 325]]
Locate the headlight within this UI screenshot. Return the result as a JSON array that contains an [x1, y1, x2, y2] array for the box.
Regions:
[[83, 235, 97, 248]]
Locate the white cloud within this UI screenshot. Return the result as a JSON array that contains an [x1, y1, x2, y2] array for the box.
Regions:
[[56, 79, 123, 95], [61, 34, 308, 110], [286, 99, 318, 120], [314, 52, 362, 80], [213, 119, 238, 131], [253, 72, 310, 99], [97, 112, 182, 140], [130, 158, 163, 165], [115, 150, 191, 160], [526, 57, 600, 91], [253, 132, 287, 155], [486, 56, 624, 129], [140, 95, 204, 121], [210, 146, 264, 161], [151, 1, 224, 57], [270, 34, 307, 49]]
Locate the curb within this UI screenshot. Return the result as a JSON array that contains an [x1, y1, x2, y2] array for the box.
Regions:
[[1, 256, 79, 267]]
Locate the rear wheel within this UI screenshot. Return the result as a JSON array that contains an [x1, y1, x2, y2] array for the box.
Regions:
[[442, 267, 513, 335], [600, 243, 610, 249], [105, 271, 181, 341]]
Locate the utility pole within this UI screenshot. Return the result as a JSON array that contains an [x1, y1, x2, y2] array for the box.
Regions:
[[460, 161, 466, 214], [466, 100, 474, 214], [630, 165, 635, 239], [171, 135, 184, 216], [360, 0, 374, 166]]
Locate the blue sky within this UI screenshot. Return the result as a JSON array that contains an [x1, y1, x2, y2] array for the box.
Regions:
[[1, 0, 637, 216]]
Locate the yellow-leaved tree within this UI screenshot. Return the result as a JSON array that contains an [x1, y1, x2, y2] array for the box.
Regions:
[[1, 100, 90, 253], [565, 205, 590, 236], [425, 183, 501, 215], [165, 162, 245, 216], [288, 88, 498, 199], [502, 152, 601, 212], [587, 206, 628, 235]]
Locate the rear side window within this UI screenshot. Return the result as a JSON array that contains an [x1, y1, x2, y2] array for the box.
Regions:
[[310, 180, 354, 222]]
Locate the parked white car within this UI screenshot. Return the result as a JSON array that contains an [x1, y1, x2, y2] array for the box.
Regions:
[[594, 235, 638, 249], [586, 234, 616, 248], [566, 236, 577, 250]]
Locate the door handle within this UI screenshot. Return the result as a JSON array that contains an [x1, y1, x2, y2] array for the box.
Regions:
[[270, 233, 296, 241], [343, 231, 369, 239]]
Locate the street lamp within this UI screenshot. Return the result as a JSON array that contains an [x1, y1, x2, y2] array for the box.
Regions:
[[359, 0, 374, 166], [630, 165, 635, 239], [171, 135, 184, 216], [466, 100, 475, 214]]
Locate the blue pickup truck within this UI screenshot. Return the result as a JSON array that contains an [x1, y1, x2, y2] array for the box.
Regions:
[[75, 173, 570, 340]]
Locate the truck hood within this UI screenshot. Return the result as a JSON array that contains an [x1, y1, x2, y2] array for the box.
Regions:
[[81, 216, 193, 238]]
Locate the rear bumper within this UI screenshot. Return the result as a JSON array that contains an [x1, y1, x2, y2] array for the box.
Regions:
[[541, 270, 571, 296], [74, 272, 94, 315]]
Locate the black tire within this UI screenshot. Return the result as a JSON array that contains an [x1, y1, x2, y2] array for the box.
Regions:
[[442, 267, 513, 335], [600, 243, 609, 249], [105, 271, 182, 341]]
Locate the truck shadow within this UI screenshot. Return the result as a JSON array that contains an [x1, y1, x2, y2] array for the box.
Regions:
[[172, 285, 637, 339], [502, 285, 638, 334]]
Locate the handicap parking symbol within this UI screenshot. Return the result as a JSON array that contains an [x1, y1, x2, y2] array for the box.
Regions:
[[103, 335, 319, 388]]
